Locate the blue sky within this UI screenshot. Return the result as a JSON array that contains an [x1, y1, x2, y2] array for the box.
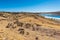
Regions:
[[0, 0, 60, 12]]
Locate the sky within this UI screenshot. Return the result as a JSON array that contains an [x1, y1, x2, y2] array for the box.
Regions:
[[0, 0, 60, 12]]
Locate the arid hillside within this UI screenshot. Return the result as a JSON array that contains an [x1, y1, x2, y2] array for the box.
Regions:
[[0, 12, 60, 40]]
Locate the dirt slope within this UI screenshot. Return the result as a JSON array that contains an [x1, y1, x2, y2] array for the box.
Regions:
[[0, 13, 60, 40]]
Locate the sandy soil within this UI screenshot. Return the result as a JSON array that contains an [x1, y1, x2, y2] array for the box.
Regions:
[[0, 13, 60, 40]]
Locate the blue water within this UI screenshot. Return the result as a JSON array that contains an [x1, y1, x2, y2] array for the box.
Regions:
[[40, 14, 60, 19]]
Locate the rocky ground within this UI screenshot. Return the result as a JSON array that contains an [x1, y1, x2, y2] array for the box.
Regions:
[[0, 12, 60, 40]]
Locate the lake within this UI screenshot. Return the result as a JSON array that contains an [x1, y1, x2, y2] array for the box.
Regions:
[[40, 14, 60, 20]]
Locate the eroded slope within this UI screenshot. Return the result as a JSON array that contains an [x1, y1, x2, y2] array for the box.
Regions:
[[0, 13, 60, 40]]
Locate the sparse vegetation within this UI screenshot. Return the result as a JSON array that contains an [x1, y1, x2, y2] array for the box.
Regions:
[[6, 23, 12, 28], [26, 32, 29, 35], [25, 23, 31, 29], [18, 28, 25, 35], [35, 37, 38, 40], [0, 12, 60, 40]]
